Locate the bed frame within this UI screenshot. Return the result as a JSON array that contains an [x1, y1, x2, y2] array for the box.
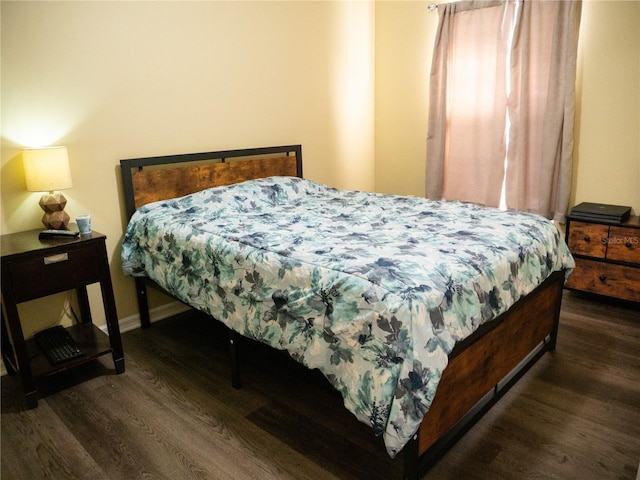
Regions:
[[120, 145, 565, 480]]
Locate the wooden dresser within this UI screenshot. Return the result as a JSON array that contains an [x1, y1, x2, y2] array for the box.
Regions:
[[565, 214, 640, 303]]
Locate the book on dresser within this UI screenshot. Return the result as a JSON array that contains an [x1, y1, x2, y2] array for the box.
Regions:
[[569, 202, 631, 224]]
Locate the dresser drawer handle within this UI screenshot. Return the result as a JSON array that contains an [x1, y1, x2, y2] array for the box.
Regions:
[[583, 236, 590, 242], [43, 253, 69, 265], [599, 274, 607, 283], [626, 242, 633, 249]]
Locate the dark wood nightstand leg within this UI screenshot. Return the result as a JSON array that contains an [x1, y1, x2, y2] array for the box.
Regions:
[[96, 241, 125, 374], [113, 356, 125, 374], [1, 294, 38, 408], [75, 286, 93, 324], [1, 306, 17, 376], [25, 390, 38, 409]]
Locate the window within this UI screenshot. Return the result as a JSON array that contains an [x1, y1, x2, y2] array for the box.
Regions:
[[426, 0, 582, 222]]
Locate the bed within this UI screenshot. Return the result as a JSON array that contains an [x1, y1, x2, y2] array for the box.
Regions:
[[119, 145, 574, 479]]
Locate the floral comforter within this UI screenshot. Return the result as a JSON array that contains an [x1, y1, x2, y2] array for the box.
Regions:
[[121, 176, 574, 457]]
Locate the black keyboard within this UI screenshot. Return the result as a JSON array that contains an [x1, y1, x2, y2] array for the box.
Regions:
[[34, 326, 85, 365]]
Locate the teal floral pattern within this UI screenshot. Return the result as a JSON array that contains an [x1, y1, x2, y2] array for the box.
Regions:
[[121, 176, 574, 457]]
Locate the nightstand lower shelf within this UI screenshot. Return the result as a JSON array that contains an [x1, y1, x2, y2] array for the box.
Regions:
[[25, 323, 125, 379]]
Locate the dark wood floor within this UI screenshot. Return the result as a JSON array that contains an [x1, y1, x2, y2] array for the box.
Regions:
[[2, 291, 639, 480]]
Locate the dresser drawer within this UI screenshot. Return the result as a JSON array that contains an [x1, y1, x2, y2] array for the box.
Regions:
[[567, 222, 608, 258], [606, 226, 640, 264], [6, 245, 101, 302], [566, 258, 640, 303]]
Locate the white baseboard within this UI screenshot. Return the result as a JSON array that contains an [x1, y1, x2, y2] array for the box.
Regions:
[[111, 301, 191, 334], [1, 301, 190, 377]]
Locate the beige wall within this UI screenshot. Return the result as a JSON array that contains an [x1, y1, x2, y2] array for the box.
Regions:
[[572, 0, 639, 210], [2, 0, 639, 336], [374, 0, 640, 214], [375, 0, 438, 197], [1, 1, 375, 335]]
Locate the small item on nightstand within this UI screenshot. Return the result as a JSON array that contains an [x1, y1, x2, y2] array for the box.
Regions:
[[76, 214, 91, 235], [34, 326, 84, 365], [39, 229, 80, 239]]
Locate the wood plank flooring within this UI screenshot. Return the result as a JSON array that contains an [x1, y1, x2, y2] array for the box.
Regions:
[[2, 291, 639, 480]]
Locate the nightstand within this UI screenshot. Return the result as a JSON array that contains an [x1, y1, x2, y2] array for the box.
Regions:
[[564, 214, 640, 303], [1, 227, 125, 408]]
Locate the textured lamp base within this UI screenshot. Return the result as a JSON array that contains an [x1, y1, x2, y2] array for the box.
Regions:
[[39, 192, 70, 229]]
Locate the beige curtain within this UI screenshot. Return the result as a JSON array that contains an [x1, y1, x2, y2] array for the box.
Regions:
[[426, 0, 582, 221], [426, 0, 508, 205], [506, 0, 582, 221]]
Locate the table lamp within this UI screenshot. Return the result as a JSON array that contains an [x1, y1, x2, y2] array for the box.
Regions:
[[22, 146, 73, 230]]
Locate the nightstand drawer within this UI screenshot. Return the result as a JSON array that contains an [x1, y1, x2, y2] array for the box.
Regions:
[[567, 222, 608, 258], [565, 258, 640, 303], [606, 226, 640, 264], [7, 245, 101, 302]]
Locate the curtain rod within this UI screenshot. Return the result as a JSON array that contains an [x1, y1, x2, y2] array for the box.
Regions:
[[427, 3, 438, 12]]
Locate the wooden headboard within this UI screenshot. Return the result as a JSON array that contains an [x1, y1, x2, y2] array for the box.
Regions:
[[120, 145, 302, 221]]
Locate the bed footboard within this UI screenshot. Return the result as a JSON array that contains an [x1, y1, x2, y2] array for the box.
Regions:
[[403, 269, 565, 479]]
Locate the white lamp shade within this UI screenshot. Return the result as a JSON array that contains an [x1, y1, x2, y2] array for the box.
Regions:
[[23, 146, 73, 192]]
